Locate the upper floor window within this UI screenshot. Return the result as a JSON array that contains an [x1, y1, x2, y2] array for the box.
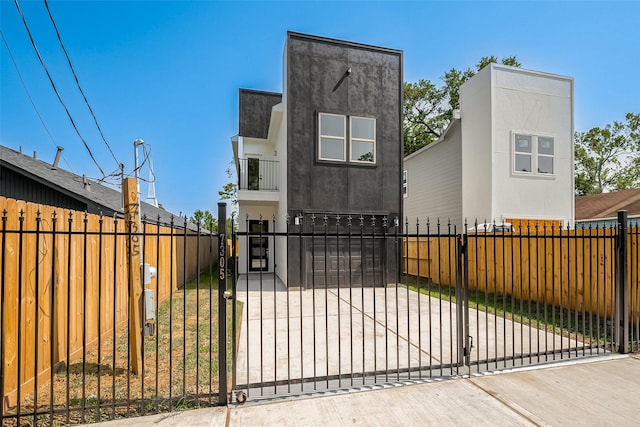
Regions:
[[318, 113, 376, 164], [513, 133, 554, 175], [319, 113, 346, 161], [350, 116, 376, 163]]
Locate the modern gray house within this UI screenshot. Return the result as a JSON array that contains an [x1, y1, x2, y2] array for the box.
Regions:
[[232, 32, 403, 287]]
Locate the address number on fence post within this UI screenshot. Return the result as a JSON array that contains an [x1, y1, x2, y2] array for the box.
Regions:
[[219, 233, 226, 281]]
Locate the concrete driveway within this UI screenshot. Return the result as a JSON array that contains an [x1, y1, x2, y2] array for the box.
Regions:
[[233, 275, 576, 401]]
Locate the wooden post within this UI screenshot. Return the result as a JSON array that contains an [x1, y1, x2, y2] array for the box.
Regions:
[[123, 178, 143, 374]]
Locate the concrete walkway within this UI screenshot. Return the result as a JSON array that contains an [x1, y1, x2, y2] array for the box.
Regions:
[[90, 354, 640, 426]]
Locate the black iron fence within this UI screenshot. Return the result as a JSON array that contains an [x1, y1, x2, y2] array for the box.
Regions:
[[0, 198, 219, 426], [230, 211, 640, 402], [2, 202, 639, 423]]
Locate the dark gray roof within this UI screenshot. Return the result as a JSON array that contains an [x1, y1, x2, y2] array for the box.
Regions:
[[0, 145, 191, 228]]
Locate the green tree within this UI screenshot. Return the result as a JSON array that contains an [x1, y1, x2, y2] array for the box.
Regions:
[[403, 56, 521, 155], [574, 112, 640, 195], [218, 163, 237, 206], [189, 211, 236, 236], [190, 209, 216, 232]]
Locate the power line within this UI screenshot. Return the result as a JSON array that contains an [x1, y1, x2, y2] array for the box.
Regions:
[[13, 0, 106, 178], [43, 0, 120, 169], [0, 28, 74, 172]]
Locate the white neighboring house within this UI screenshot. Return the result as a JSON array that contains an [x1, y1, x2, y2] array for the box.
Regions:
[[403, 63, 575, 231]]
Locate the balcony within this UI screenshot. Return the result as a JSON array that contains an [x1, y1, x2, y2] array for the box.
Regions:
[[238, 158, 279, 191]]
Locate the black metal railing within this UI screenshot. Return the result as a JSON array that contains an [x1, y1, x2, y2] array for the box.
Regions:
[[229, 212, 639, 403], [237, 158, 279, 191], [2, 203, 639, 421]]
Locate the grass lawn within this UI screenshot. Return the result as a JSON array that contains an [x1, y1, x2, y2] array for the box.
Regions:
[[12, 271, 242, 426], [402, 274, 614, 346]]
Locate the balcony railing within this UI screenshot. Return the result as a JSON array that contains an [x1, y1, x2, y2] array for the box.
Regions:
[[238, 158, 279, 191]]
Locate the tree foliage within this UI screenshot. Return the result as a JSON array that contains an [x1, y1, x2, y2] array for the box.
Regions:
[[403, 56, 521, 155], [190, 209, 216, 232], [574, 112, 640, 195], [189, 210, 235, 236], [218, 163, 237, 206]]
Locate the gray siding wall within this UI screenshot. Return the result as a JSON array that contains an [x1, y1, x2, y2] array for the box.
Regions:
[[403, 122, 463, 230]]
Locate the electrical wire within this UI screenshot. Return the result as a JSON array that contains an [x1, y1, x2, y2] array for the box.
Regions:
[[0, 28, 74, 172], [43, 0, 120, 169], [13, 0, 107, 178]]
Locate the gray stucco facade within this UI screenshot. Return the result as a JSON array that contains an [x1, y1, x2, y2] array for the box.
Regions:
[[284, 33, 403, 287], [235, 32, 403, 288], [285, 32, 403, 219]]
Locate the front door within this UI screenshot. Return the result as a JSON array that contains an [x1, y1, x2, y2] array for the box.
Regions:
[[247, 158, 260, 190], [249, 220, 268, 271]]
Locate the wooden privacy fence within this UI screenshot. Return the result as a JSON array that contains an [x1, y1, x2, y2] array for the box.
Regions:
[[0, 197, 217, 410], [404, 226, 640, 319]]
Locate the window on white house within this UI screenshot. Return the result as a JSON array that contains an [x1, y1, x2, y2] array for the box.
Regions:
[[514, 134, 532, 173], [403, 170, 408, 197], [350, 116, 376, 163], [319, 113, 346, 161], [537, 137, 554, 174], [513, 133, 555, 175]]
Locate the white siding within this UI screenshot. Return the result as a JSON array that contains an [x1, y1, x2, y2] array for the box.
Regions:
[[460, 66, 493, 223], [403, 121, 463, 230], [274, 104, 288, 283], [236, 103, 285, 278]]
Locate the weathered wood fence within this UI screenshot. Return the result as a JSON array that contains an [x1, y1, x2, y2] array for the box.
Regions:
[[403, 226, 640, 319], [0, 197, 216, 410]]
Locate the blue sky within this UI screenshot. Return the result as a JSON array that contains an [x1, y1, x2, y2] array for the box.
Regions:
[[1, 1, 638, 217]]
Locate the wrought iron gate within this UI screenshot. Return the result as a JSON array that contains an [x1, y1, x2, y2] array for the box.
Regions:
[[226, 212, 635, 404]]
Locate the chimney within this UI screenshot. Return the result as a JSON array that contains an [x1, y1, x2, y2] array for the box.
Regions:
[[82, 175, 91, 191], [52, 146, 63, 170], [33, 151, 37, 159]]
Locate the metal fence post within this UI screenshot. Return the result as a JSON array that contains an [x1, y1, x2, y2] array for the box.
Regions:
[[456, 234, 468, 368], [616, 210, 629, 354], [218, 203, 228, 405]]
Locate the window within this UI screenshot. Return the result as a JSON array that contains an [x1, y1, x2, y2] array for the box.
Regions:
[[513, 133, 554, 175], [403, 170, 408, 197], [514, 135, 532, 172], [537, 137, 554, 174], [319, 113, 346, 161], [350, 116, 375, 163], [318, 113, 375, 164]]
